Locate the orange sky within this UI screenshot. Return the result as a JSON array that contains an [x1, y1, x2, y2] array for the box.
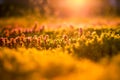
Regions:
[[48, 0, 102, 18]]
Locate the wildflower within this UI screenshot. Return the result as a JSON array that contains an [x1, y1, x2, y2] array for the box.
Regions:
[[69, 24, 74, 29], [79, 28, 83, 37], [44, 36, 47, 44], [21, 33, 26, 43], [8, 41, 12, 48], [33, 35, 38, 43], [4, 30, 10, 37], [0, 38, 5, 46], [18, 28, 22, 35], [85, 31, 91, 39], [53, 40, 57, 48], [9, 38, 14, 48], [32, 22, 37, 33], [19, 41, 24, 47], [39, 35, 44, 40], [10, 38, 14, 44], [15, 36, 21, 43], [25, 28, 29, 34], [38, 37, 41, 46], [4, 38, 9, 46], [44, 35, 49, 41], [62, 35, 68, 41], [26, 37, 32, 43], [14, 28, 19, 35], [39, 25, 45, 32], [21, 33, 25, 38], [26, 37, 32, 48], [13, 38, 17, 48]]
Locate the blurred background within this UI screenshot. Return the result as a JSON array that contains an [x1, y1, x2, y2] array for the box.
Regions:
[[0, 0, 120, 18]]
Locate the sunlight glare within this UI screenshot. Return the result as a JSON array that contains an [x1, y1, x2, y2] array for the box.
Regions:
[[48, 0, 102, 18], [65, 0, 87, 10]]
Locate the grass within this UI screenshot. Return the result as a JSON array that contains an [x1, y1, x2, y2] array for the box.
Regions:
[[0, 17, 120, 80], [0, 48, 120, 80]]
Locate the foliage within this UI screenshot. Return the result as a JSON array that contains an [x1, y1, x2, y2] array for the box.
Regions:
[[0, 23, 120, 61], [0, 47, 120, 80], [0, 21, 120, 80]]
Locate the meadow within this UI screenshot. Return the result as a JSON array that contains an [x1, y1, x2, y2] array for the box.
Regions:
[[0, 17, 120, 80]]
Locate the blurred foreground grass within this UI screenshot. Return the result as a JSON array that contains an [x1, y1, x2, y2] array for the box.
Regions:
[[0, 48, 120, 80]]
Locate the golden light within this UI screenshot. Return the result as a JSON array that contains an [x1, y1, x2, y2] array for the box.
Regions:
[[64, 0, 87, 9], [63, 0, 89, 17], [48, 0, 102, 18]]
